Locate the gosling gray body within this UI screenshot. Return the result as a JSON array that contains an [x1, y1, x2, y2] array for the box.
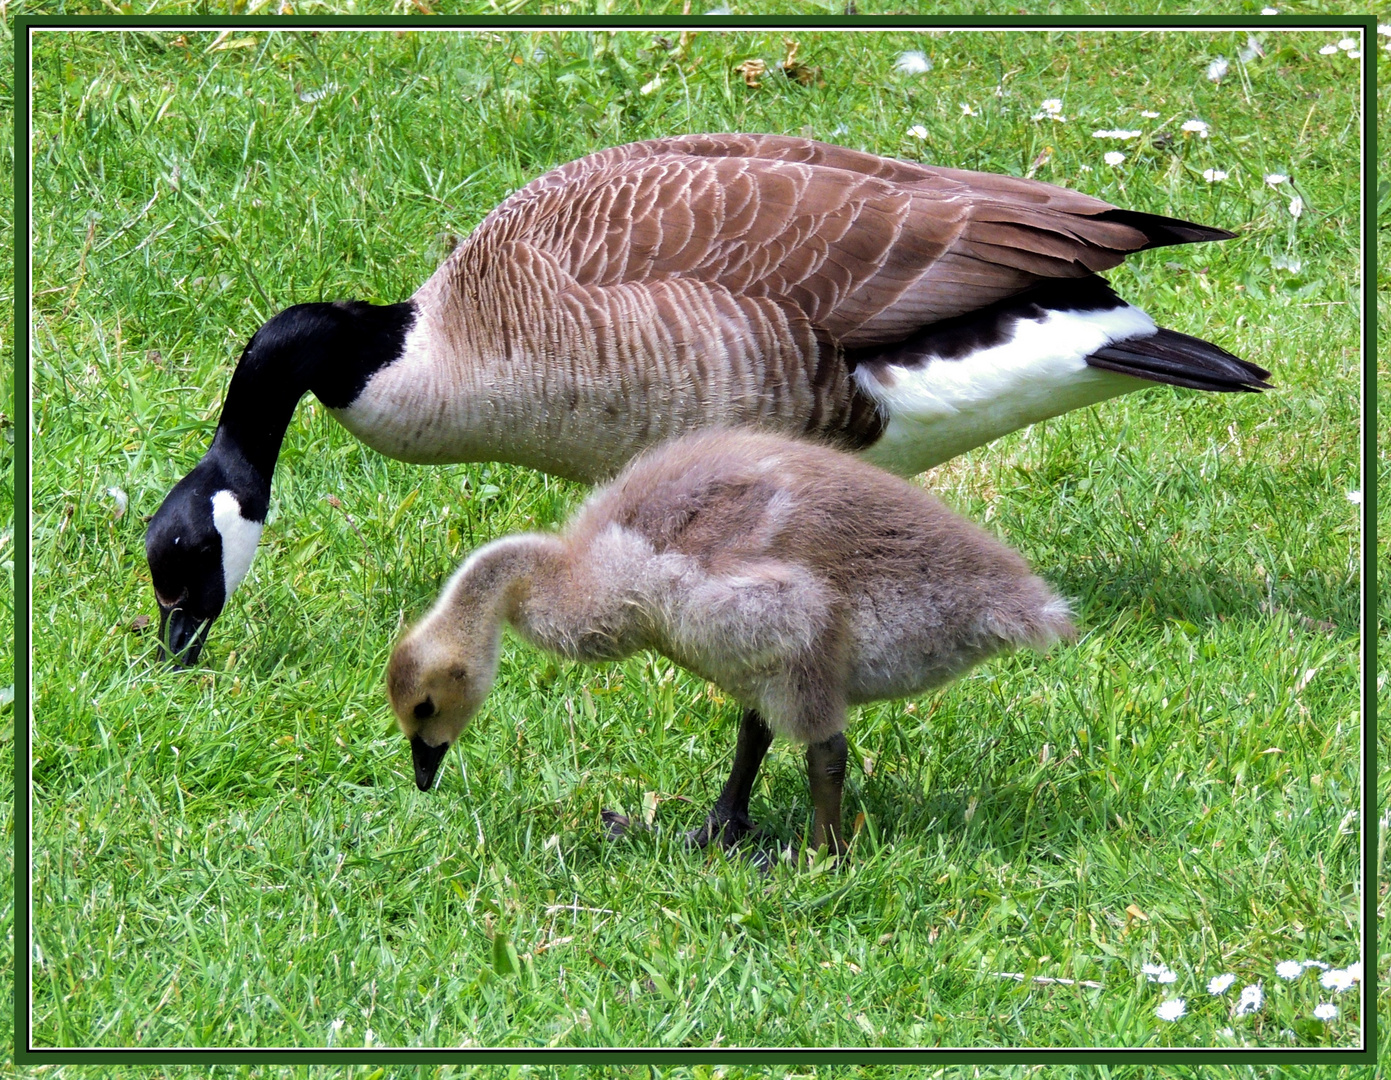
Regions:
[[388, 429, 1075, 853]]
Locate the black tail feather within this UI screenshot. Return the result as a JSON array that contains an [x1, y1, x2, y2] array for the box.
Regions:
[[1095, 208, 1238, 250], [1087, 328, 1272, 393]]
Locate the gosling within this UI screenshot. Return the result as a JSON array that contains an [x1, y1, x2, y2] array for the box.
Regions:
[[386, 429, 1076, 855]]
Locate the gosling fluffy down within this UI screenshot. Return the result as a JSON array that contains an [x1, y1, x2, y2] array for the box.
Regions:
[[387, 429, 1075, 853]]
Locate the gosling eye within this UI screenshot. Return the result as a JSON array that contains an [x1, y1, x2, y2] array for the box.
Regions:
[[413, 697, 436, 721], [448, 664, 468, 682]]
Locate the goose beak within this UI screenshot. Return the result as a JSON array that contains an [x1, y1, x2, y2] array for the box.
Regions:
[[410, 735, 451, 792], [158, 605, 212, 668]]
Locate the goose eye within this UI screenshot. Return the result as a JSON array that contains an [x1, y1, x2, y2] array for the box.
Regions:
[[413, 697, 436, 720], [448, 665, 468, 682]]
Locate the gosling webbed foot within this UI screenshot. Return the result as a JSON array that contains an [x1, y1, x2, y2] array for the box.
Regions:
[[600, 808, 648, 840], [685, 808, 763, 849]]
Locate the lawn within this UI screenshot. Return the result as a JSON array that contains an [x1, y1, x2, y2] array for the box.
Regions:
[[20, 24, 1368, 1059]]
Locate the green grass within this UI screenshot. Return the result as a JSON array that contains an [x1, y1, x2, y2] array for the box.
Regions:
[[23, 26, 1368, 1059]]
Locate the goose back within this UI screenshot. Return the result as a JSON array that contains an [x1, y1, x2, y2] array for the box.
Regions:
[[334, 134, 1255, 481]]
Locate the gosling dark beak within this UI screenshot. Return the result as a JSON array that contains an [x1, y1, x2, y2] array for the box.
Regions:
[[158, 605, 212, 668], [410, 735, 451, 792]]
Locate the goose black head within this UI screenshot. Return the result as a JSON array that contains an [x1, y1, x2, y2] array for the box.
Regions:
[[146, 450, 266, 667], [144, 299, 416, 667]]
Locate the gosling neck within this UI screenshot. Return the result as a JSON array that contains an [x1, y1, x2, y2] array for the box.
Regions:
[[434, 533, 570, 644]]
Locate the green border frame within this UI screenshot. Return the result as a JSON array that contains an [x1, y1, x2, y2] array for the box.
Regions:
[[12, 12, 1379, 1068]]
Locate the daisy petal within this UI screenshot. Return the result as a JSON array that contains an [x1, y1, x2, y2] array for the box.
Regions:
[[1234, 983, 1264, 1016], [1208, 973, 1237, 994]]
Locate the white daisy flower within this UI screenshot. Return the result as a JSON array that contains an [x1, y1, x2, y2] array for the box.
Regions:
[[908, 125, 928, 140], [1322, 967, 1356, 993], [960, 103, 978, 116], [1313, 1002, 1338, 1021], [1155, 998, 1186, 1022], [1234, 983, 1264, 1016], [1140, 110, 1160, 118], [1261, 6, 1278, 13], [1208, 973, 1237, 994], [1276, 960, 1303, 979], [1207, 56, 1229, 81], [1319, 44, 1339, 55], [1289, 196, 1303, 218], [895, 50, 932, 75], [1347, 962, 1362, 981], [1337, 37, 1358, 51], [1039, 98, 1063, 114], [1181, 119, 1210, 137], [1202, 169, 1228, 182], [1142, 962, 1178, 984], [1104, 151, 1125, 166], [1302, 959, 1331, 970], [1379, 24, 1391, 36], [1347, 49, 1362, 59], [1264, 172, 1289, 186]]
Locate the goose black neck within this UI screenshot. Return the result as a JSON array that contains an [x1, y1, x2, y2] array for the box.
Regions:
[[214, 300, 417, 484]]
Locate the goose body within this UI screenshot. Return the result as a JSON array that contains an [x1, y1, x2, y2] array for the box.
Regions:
[[146, 133, 1268, 664], [387, 429, 1076, 854]]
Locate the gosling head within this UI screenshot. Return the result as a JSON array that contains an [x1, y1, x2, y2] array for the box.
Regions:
[[386, 629, 500, 792]]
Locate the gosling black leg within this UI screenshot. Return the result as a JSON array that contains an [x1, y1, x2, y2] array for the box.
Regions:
[[806, 731, 849, 856], [687, 709, 774, 848]]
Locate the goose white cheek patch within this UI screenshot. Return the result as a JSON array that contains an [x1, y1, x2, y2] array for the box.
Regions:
[[211, 490, 264, 599]]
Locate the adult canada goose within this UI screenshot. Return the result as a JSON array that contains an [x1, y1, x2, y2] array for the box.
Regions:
[[387, 429, 1075, 855], [146, 133, 1268, 665]]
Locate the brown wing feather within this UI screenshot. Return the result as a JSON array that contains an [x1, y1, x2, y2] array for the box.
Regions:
[[460, 134, 1231, 350]]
